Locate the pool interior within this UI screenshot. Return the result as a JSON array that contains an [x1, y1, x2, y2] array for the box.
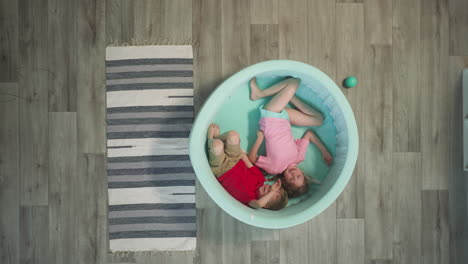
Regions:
[[212, 75, 338, 206]]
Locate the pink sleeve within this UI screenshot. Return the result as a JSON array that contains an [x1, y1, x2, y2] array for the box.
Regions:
[[255, 155, 271, 171], [294, 138, 310, 163]]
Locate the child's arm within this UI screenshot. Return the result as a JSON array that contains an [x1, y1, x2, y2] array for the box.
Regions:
[[248, 130, 264, 164], [241, 151, 254, 168], [248, 180, 282, 209], [303, 130, 332, 166]]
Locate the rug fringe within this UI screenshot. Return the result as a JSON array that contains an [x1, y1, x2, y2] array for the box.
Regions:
[[106, 38, 195, 47], [110, 249, 198, 261], [111, 250, 197, 255]]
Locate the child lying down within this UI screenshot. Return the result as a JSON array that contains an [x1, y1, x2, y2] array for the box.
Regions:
[[206, 123, 288, 210]]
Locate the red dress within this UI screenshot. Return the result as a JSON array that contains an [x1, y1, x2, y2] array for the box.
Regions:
[[217, 160, 266, 205]]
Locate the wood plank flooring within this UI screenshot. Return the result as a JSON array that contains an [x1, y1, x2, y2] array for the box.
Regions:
[[0, 0, 467, 263], [392, 0, 421, 152], [18, 0, 49, 206], [335, 2, 365, 219], [393, 153, 422, 264], [0, 83, 19, 264], [362, 44, 393, 261]]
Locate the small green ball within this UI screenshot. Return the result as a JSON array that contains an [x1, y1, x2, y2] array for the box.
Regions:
[[343, 76, 358, 88]]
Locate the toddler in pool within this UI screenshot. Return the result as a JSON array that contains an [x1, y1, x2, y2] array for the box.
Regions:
[[206, 123, 288, 210]]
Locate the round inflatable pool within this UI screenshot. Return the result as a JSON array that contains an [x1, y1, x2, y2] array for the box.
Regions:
[[189, 60, 358, 229]]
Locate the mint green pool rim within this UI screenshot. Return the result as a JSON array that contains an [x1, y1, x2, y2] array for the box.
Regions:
[[189, 60, 358, 229]]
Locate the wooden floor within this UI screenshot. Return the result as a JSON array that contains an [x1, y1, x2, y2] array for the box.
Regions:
[[1, 0, 468, 263]]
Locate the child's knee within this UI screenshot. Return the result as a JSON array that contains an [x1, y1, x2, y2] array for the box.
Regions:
[[284, 86, 297, 99], [285, 80, 299, 94], [226, 131, 240, 145], [314, 115, 323, 126], [210, 139, 224, 154], [288, 78, 300, 89]]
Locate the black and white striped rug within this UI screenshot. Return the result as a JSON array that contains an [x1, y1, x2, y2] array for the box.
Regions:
[[105, 46, 196, 251]]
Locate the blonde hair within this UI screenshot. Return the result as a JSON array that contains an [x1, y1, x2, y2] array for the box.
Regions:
[[284, 177, 310, 198], [265, 188, 289, 210], [270, 171, 310, 198]]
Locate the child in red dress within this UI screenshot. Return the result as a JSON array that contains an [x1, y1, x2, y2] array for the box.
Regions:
[[207, 123, 288, 210]]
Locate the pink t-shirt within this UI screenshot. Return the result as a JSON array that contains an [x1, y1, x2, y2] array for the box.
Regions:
[[256, 117, 310, 174]]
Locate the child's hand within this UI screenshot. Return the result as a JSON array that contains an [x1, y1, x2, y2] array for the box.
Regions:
[[271, 180, 281, 192], [257, 130, 264, 139], [322, 151, 332, 166]]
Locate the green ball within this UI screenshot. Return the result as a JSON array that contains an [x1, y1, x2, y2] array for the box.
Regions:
[[343, 76, 358, 88]]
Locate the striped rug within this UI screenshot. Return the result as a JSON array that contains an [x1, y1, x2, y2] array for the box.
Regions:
[[105, 46, 196, 252]]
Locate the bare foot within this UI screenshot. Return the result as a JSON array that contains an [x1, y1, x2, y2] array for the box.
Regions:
[[207, 123, 220, 139], [250, 77, 262, 101], [322, 150, 333, 166]]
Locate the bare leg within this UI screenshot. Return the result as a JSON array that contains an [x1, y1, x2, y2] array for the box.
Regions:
[[209, 139, 224, 156], [207, 124, 225, 169], [286, 108, 323, 126], [250, 77, 299, 101], [250, 77, 299, 113], [251, 77, 323, 125], [290, 96, 323, 121], [215, 130, 240, 145], [207, 123, 220, 140]]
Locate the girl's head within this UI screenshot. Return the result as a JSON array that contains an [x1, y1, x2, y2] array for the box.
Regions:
[[257, 183, 289, 210], [281, 165, 310, 198]]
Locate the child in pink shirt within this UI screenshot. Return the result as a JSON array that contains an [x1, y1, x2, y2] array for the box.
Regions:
[[248, 77, 332, 198]]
